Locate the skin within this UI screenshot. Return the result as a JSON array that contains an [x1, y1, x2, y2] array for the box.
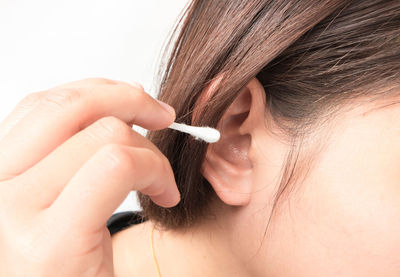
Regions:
[[112, 78, 400, 276], [2, 77, 399, 276], [0, 78, 180, 277]]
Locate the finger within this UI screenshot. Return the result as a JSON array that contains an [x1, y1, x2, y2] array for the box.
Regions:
[[46, 144, 180, 233], [15, 116, 163, 210], [51, 77, 125, 88], [0, 82, 175, 180], [0, 78, 117, 143], [0, 91, 47, 142]]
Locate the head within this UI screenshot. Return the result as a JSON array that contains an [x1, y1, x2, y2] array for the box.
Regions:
[[138, 0, 400, 275]]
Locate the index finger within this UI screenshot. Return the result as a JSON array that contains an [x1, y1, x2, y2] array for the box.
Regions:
[[0, 80, 175, 180]]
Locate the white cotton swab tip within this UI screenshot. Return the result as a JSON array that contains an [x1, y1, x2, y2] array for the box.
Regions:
[[167, 122, 220, 143]]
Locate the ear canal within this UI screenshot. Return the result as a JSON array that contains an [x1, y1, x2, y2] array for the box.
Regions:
[[214, 111, 252, 170]]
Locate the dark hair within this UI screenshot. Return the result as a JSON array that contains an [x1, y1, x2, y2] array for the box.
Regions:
[[137, 0, 400, 230]]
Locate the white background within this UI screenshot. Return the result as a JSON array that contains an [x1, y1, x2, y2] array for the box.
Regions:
[[0, 0, 188, 213]]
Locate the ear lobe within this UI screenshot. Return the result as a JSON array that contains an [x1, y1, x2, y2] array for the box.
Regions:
[[199, 79, 263, 206]]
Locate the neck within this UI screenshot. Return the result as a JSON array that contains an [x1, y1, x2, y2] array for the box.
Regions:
[[151, 207, 252, 277], [112, 199, 275, 276]]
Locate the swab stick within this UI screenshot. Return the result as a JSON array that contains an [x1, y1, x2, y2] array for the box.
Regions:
[[167, 122, 220, 143]]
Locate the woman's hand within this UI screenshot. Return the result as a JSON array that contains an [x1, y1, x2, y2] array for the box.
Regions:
[[0, 78, 180, 277]]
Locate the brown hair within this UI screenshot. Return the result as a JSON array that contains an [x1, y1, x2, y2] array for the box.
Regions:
[[137, 0, 400, 230]]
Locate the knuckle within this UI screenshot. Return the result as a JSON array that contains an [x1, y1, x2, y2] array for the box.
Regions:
[[161, 155, 175, 179], [140, 151, 170, 196], [99, 143, 135, 170], [93, 116, 132, 140], [156, 153, 168, 173], [150, 151, 170, 181], [19, 91, 45, 107], [129, 82, 144, 92], [41, 88, 82, 111], [162, 158, 175, 185], [146, 149, 162, 170], [129, 85, 146, 101]]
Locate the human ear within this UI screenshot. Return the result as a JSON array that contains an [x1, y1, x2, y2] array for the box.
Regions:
[[195, 77, 266, 206]]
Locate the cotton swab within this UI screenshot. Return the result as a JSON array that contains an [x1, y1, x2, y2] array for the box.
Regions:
[[167, 122, 220, 143]]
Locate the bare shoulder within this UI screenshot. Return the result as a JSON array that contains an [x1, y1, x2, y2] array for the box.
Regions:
[[111, 220, 156, 277]]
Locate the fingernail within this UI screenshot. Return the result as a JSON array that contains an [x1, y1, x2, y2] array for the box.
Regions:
[[156, 99, 176, 118]]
